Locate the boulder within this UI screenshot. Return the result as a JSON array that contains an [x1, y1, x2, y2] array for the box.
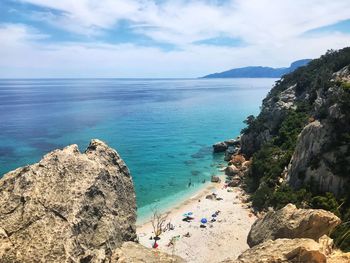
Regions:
[[213, 142, 228, 153], [225, 138, 240, 147], [247, 204, 341, 247], [224, 146, 239, 161], [225, 165, 240, 177], [228, 178, 240, 187], [211, 175, 221, 183], [206, 194, 215, 200], [241, 160, 252, 169], [0, 139, 137, 263], [111, 242, 185, 263], [318, 235, 334, 256], [228, 238, 327, 263], [231, 154, 246, 166]]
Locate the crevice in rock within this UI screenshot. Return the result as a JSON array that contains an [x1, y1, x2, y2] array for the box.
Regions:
[[38, 201, 68, 222]]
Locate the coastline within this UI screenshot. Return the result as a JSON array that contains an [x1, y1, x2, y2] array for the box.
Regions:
[[137, 178, 256, 263], [136, 155, 227, 225]]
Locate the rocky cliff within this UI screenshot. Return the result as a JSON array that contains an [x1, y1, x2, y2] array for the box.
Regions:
[[0, 139, 138, 262], [238, 48, 350, 250], [241, 48, 350, 196]]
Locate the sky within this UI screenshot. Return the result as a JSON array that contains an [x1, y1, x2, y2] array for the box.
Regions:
[[0, 0, 350, 78]]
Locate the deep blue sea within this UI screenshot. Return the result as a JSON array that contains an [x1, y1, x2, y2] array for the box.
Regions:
[[0, 78, 275, 222]]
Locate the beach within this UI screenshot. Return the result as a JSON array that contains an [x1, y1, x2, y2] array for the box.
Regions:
[[137, 180, 257, 263]]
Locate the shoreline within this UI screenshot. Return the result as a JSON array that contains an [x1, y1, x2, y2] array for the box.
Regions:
[[136, 158, 227, 225], [136, 180, 219, 227], [136, 174, 224, 226], [137, 178, 256, 263]]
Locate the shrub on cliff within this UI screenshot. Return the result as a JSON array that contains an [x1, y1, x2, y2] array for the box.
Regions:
[[241, 47, 350, 251]]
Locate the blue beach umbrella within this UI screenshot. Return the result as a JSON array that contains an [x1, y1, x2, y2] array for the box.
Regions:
[[188, 212, 193, 215], [201, 218, 208, 224]]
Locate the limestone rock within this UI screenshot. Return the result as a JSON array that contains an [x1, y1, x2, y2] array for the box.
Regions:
[[287, 119, 348, 196], [211, 175, 221, 183], [247, 204, 341, 247], [111, 241, 185, 263], [206, 194, 215, 200], [213, 138, 240, 153], [318, 235, 334, 256], [230, 154, 246, 167], [227, 238, 327, 263], [228, 177, 241, 187], [225, 165, 240, 177], [213, 141, 229, 153], [328, 251, 350, 263], [0, 139, 137, 263]]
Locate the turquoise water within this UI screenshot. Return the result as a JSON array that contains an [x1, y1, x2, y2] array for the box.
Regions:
[[0, 78, 275, 221]]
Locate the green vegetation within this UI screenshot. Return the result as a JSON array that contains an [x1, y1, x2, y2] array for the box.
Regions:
[[341, 81, 350, 90], [248, 109, 308, 210], [241, 47, 350, 251]]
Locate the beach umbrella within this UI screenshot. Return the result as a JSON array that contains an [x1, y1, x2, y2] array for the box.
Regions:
[[201, 218, 208, 224], [212, 213, 217, 217], [188, 212, 193, 215]]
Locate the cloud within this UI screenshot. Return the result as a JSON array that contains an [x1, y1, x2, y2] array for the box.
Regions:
[[1, 23, 350, 78], [20, 0, 350, 45], [1, 0, 350, 77]]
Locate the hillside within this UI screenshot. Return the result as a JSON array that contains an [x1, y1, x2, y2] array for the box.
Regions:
[[202, 59, 311, 78], [239, 47, 350, 251]]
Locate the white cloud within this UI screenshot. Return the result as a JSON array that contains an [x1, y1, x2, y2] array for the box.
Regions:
[[20, 0, 350, 45], [1, 23, 350, 78], [1, 0, 350, 77]]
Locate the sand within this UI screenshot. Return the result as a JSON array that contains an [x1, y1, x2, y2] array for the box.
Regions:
[[137, 180, 256, 263]]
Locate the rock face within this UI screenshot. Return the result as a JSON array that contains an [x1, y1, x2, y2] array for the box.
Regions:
[[213, 141, 229, 153], [240, 84, 296, 157], [247, 204, 341, 247], [213, 138, 240, 153], [228, 238, 327, 263], [286, 120, 348, 196], [111, 242, 185, 263], [0, 139, 137, 262], [225, 165, 240, 177], [328, 251, 350, 263], [241, 65, 350, 197]]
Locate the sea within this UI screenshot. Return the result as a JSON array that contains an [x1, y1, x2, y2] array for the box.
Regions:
[[0, 78, 275, 222]]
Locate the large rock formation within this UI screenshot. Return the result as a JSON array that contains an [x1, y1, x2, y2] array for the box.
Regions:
[[286, 120, 348, 195], [0, 139, 137, 262], [240, 84, 296, 157], [225, 238, 327, 263], [247, 204, 341, 247], [223, 238, 327, 263], [240, 48, 350, 197], [213, 138, 240, 153], [285, 68, 350, 196]]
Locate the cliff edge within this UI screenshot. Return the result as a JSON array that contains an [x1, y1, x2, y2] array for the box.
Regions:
[[0, 139, 137, 262]]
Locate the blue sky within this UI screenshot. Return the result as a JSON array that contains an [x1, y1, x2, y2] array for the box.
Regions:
[[0, 0, 350, 78]]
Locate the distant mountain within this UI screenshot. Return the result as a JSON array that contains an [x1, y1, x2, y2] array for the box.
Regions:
[[201, 59, 312, 78]]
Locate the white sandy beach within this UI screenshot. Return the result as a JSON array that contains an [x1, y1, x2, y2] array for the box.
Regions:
[[137, 180, 257, 263]]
